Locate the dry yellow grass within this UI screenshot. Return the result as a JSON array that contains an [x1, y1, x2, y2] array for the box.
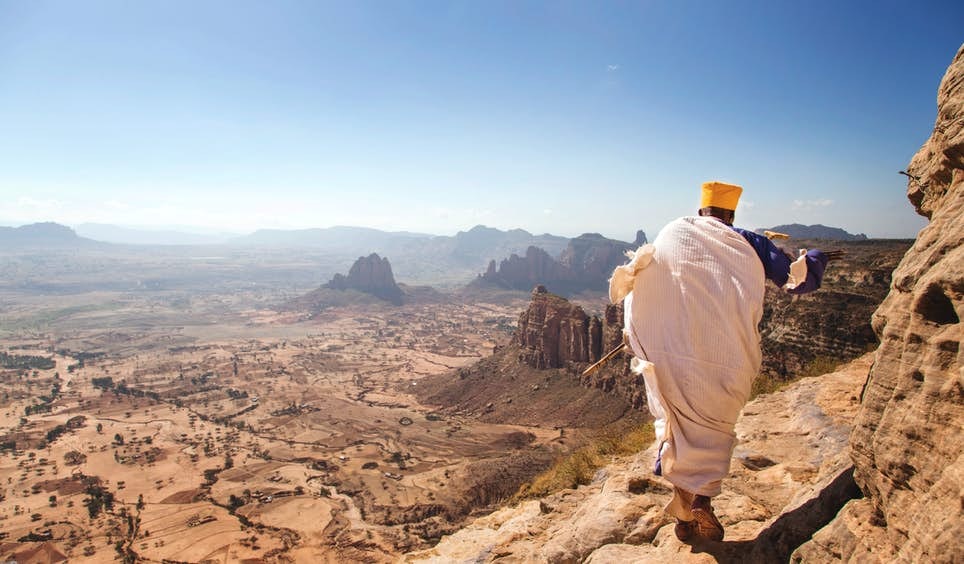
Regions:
[[513, 421, 654, 501]]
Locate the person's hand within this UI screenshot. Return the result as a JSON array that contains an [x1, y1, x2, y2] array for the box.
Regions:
[[824, 250, 846, 261]]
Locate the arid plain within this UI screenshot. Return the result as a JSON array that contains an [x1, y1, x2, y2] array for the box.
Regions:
[[0, 245, 572, 563]]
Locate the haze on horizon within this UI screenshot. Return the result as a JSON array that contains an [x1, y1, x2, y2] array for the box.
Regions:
[[1, 1, 961, 240]]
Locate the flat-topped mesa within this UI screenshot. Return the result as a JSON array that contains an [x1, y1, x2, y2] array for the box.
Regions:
[[326, 253, 404, 305]]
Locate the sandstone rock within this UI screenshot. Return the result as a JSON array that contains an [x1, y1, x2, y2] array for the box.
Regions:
[[790, 498, 897, 563], [515, 286, 593, 369], [826, 43, 964, 564]]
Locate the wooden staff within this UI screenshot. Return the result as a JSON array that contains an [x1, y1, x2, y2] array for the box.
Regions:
[[582, 343, 627, 376]]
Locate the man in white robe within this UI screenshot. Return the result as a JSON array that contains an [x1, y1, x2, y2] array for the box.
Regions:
[[612, 181, 839, 541]]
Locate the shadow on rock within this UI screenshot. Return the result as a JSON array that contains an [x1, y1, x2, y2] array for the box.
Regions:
[[689, 466, 861, 563]]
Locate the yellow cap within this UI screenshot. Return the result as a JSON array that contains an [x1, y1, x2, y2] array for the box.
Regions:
[[700, 181, 743, 211]]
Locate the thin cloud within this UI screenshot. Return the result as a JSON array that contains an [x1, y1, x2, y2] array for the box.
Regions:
[[607, 64, 620, 72], [792, 199, 834, 211], [104, 199, 130, 210]]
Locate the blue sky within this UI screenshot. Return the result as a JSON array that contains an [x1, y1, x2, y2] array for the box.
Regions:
[[0, 1, 961, 239]]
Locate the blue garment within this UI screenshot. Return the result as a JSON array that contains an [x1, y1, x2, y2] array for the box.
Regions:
[[732, 227, 829, 294]]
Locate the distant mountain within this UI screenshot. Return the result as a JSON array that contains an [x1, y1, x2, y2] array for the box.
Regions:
[[231, 224, 572, 287], [0, 222, 99, 248], [473, 232, 643, 296], [74, 223, 237, 245], [282, 253, 445, 313], [450, 225, 570, 266], [757, 224, 868, 241], [233, 224, 568, 260]]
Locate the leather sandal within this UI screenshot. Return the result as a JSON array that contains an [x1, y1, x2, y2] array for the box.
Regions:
[[691, 495, 724, 541]]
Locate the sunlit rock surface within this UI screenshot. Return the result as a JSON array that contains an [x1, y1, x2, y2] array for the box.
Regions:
[[403, 354, 871, 563]]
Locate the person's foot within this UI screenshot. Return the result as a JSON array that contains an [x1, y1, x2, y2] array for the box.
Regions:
[[674, 519, 696, 541], [691, 495, 724, 541]]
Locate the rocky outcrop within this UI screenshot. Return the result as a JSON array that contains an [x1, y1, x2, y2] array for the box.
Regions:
[[515, 286, 595, 369], [326, 253, 404, 305], [513, 287, 643, 407], [476, 233, 642, 296], [515, 286, 623, 368], [404, 355, 872, 563], [796, 44, 964, 563], [758, 224, 868, 240]]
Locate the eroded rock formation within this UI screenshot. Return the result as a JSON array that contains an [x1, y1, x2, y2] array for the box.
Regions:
[[516, 286, 595, 368], [326, 253, 404, 305], [510, 288, 608, 370], [795, 44, 964, 563]]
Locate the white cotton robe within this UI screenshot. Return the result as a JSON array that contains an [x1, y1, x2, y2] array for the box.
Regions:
[[622, 216, 765, 497]]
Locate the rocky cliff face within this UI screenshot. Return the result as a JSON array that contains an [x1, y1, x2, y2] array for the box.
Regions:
[[516, 286, 595, 368], [513, 287, 644, 407], [326, 253, 404, 305], [796, 44, 964, 563]]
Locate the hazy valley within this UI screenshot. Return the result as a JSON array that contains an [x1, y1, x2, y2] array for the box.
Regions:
[[0, 218, 918, 563]]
